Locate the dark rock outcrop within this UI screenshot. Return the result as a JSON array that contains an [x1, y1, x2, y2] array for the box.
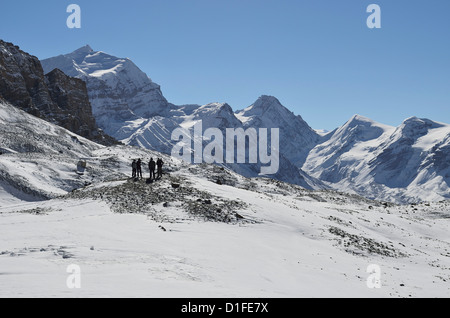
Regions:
[[0, 40, 117, 146]]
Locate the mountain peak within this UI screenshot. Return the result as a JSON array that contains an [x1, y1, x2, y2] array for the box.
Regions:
[[219, 102, 233, 111], [401, 116, 445, 131], [346, 114, 375, 126], [326, 114, 393, 145], [73, 45, 93, 54], [258, 95, 280, 102], [350, 114, 371, 121], [239, 95, 289, 118], [343, 114, 396, 132], [403, 116, 429, 125], [45, 68, 65, 76], [253, 95, 283, 109]]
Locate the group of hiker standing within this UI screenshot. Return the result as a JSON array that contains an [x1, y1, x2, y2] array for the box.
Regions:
[[132, 158, 164, 180]]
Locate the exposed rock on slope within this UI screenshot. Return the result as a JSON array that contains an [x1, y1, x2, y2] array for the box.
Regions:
[[0, 40, 116, 145]]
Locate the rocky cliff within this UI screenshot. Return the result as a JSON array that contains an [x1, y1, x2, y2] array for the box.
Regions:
[[0, 40, 116, 146]]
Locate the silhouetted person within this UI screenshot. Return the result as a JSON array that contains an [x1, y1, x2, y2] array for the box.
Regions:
[[131, 160, 137, 178], [136, 159, 143, 179], [156, 158, 164, 179], [149, 158, 156, 180]]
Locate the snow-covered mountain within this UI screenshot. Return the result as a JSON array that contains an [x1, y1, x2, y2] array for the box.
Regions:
[[41, 47, 325, 190], [304, 115, 395, 183], [304, 115, 450, 203], [169, 100, 323, 189], [236, 95, 321, 167], [41, 45, 170, 136], [41, 46, 450, 204]]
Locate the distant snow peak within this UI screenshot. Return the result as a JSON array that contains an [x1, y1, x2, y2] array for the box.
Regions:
[[74, 45, 93, 54], [41, 46, 169, 136], [304, 112, 450, 203], [348, 114, 374, 124], [401, 116, 444, 130], [255, 95, 282, 107], [237, 95, 320, 169], [242, 95, 287, 117], [171, 120, 280, 175]]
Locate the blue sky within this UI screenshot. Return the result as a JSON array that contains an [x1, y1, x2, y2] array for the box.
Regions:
[[1, 0, 449, 130]]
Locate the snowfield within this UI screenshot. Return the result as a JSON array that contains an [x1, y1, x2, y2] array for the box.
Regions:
[[0, 100, 449, 298], [1, 170, 449, 297]]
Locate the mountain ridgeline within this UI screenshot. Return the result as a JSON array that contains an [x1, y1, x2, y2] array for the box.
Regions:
[[40, 47, 323, 190], [2, 41, 449, 204]]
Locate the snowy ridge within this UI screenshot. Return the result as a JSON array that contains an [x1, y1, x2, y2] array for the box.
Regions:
[[304, 116, 450, 203]]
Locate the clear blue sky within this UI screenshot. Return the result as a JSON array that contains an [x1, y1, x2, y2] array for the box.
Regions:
[[1, 0, 449, 130]]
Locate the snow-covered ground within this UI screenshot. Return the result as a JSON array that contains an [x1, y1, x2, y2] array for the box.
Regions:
[[1, 167, 449, 297], [1, 100, 449, 298]]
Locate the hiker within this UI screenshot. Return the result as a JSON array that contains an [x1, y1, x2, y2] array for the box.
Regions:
[[156, 158, 164, 179], [148, 158, 156, 180], [131, 160, 137, 178], [136, 159, 143, 179]]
